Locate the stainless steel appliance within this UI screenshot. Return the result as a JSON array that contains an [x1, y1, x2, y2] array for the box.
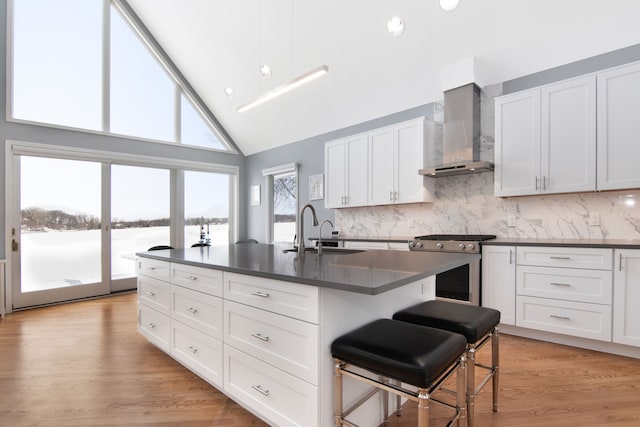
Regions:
[[408, 234, 496, 306]]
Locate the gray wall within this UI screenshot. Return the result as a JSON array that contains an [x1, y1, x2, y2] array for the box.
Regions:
[[244, 104, 441, 243], [0, 0, 246, 258]]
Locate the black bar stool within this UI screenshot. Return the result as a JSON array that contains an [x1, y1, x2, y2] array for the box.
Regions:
[[393, 301, 500, 427], [331, 318, 467, 427]]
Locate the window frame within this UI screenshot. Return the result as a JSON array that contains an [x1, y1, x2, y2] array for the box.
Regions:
[[5, 0, 239, 154]]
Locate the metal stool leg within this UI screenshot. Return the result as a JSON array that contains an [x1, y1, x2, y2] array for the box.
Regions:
[[381, 376, 390, 426], [492, 328, 499, 412], [457, 354, 466, 426], [395, 379, 403, 417], [466, 346, 476, 427], [417, 388, 430, 427], [334, 359, 344, 427]]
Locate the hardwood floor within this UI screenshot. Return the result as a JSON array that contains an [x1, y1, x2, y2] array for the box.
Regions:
[[1, 293, 639, 426]]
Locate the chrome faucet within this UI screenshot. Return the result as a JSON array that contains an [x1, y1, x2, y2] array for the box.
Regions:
[[298, 204, 319, 254], [317, 219, 334, 256]]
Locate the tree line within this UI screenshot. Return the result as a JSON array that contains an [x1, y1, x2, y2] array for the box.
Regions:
[[21, 207, 227, 231]]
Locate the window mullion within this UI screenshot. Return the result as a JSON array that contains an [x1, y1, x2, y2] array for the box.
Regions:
[[102, 0, 111, 132]]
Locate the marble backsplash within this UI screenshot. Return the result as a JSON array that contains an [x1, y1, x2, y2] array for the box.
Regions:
[[334, 174, 640, 240]]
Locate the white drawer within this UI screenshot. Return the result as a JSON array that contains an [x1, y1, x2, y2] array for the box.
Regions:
[[171, 263, 222, 297], [171, 320, 223, 388], [224, 300, 319, 385], [138, 275, 171, 315], [137, 257, 171, 281], [516, 247, 612, 270], [517, 266, 613, 304], [172, 285, 223, 339], [223, 272, 319, 323], [223, 344, 319, 427], [138, 304, 171, 352], [516, 296, 612, 341]]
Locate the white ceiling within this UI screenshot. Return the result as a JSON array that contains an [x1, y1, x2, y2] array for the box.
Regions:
[[128, 0, 640, 155]]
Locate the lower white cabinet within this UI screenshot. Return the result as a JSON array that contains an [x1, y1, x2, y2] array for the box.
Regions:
[[224, 344, 319, 427], [171, 319, 223, 388], [481, 245, 516, 325], [138, 303, 171, 352], [613, 249, 640, 347]]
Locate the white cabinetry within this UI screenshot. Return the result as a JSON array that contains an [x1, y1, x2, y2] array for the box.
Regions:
[[515, 246, 612, 341], [481, 245, 516, 325], [325, 117, 433, 208], [597, 62, 640, 190], [495, 76, 596, 196], [324, 134, 368, 208], [613, 249, 640, 347], [369, 119, 431, 205]]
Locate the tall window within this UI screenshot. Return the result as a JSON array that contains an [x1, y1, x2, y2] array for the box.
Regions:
[[184, 171, 230, 247], [262, 164, 297, 244], [9, 0, 233, 152]]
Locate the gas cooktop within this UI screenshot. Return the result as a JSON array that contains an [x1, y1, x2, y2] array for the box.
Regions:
[[409, 234, 496, 253]]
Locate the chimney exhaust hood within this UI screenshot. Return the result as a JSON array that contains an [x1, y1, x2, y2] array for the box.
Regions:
[[419, 83, 493, 177]]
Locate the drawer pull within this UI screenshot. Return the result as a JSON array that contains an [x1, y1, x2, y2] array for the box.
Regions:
[[187, 275, 198, 281], [251, 333, 270, 342], [187, 346, 198, 354], [187, 307, 198, 314], [251, 385, 270, 397], [145, 291, 156, 296], [549, 314, 571, 320], [251, 291, 270, 298], [146, 266, 157, 270], [550, 282, 571, 287], [550, 256, 571, 260], [147, 322, 156, 329]]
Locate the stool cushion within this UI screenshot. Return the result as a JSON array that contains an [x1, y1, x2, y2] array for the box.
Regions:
[[331, 319, 466, 388], [393, 300, 500, 344]]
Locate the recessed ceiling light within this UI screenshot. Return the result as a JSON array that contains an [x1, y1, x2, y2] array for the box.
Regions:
[[224, 87, 234, 98], [440, 0, 461, 11], [387, 16, 404, 36], [260, 64, 272, 78]]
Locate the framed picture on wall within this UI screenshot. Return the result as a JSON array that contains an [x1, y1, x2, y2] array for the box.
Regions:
[[309, 174, 323, 200], [250, 185, 261, 206]]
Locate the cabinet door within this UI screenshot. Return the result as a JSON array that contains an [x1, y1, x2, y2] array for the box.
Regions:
[[597, 62, 640, 190], [613, 249, 640, 347], [324, 140, 346, 208], [368, 126, 395, 205], [345, 134, 368, 207], [395, 119, 431, 204], [495, 90, 541, 196], [542, 76, 596, 194], [481, 245, 516, 325]]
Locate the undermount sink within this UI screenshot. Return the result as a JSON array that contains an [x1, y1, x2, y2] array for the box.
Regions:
[[282, 247, 365, 255]]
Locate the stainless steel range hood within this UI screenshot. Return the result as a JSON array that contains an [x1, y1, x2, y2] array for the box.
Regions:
[[419, 83, 493, 177]]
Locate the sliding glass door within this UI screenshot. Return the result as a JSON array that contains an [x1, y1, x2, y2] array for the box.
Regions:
[[12, 156, 108, 308]]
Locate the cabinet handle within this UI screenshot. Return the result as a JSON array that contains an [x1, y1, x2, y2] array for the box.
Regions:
[[187, 307, 198, 314], [535, 176, 539, 190], [550, 282, 571, 287], [550, 256, 571, 260], [145, 291, 155, 297], [147, 322, 156, 329], [543, 176, 547, 190], [187, 346, 198, 354], [251, 291, 270, 298], [251, 333, 270, 342], [619, 253, 623, 271], [549, 314, 571, 320], [509, 249, 513, 265], [187, 275, 198, 281], [251, 385, 270, 397], [146, 266, 156, 270], [394, 191, 398, 201]]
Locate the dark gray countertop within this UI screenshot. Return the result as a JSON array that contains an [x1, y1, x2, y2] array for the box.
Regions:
[[137, 243, 479, 295], [483, 238, 640, 249]]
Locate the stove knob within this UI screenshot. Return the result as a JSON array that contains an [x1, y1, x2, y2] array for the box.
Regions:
[[408, 241, 415, 249], [416, 242, 423, 248], [467, 243, 476, 251], [458, 243, 465, 250], [436, 243, 444, 249]]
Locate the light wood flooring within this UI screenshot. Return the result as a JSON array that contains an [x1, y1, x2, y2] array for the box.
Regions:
[[0, 292, 639, 426]]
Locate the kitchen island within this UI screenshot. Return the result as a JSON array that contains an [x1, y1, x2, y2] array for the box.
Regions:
[[136, 244, 479, 427]]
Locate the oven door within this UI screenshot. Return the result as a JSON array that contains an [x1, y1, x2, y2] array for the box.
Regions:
[[435, 259, 480, 306]]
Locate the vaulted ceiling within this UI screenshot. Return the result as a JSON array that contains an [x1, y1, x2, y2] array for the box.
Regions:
[[128, 0, 640, 156]]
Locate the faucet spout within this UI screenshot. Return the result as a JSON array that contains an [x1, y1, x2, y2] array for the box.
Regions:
[[298, 204, 319, 254], [317, 219, 334, 256]]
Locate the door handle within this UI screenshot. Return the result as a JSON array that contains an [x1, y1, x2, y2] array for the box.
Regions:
[[12, 239, 19, 252]]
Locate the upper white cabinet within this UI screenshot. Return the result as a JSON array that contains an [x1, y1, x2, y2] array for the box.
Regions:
[[597, 62, 640, 190], [495, 75, 596, 197], [324, 133, 368, 208], [326, 118, 433, 208]]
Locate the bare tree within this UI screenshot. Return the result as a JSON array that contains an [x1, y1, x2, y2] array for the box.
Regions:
[[274, 174, 296, 218]]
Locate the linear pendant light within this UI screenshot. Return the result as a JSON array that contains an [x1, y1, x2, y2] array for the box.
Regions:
[[237, 65, 329, 113]]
